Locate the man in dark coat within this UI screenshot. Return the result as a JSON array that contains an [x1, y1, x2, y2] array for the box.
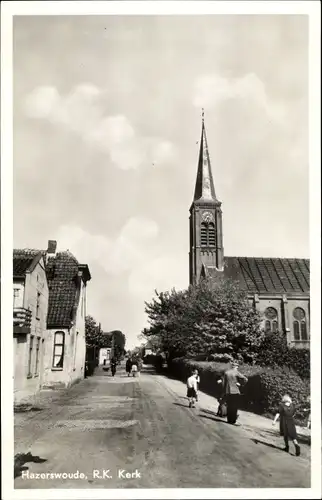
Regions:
[[218, 360, 248, 424], [125, 358, 132, 377], [110, 357, 117, 377]]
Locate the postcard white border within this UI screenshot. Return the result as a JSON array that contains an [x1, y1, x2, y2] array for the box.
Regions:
[[1, 1, 321, 499]]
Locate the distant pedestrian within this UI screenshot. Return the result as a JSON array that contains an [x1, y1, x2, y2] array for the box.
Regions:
[[273, 394, 301, 456], [186, 369, 199, 408], [218, 360, 248, 424], [131, 359, 138, 377], [110, 357, 117, 377], [126, 358, 132, 377]]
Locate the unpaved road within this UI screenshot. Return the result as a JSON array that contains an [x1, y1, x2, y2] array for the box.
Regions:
[[14, 365, 310, 489]]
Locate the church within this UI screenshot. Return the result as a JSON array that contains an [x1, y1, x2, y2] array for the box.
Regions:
[[189, 114, 310, 349]]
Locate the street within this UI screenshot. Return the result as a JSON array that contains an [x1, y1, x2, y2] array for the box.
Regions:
[[14, 364, 310, 489]]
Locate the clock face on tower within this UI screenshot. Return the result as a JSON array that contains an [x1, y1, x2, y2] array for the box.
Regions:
[[201, 211, 214, 223]]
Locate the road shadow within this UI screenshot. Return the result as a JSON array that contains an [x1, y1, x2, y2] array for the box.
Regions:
[[14, 404, 43, 414], [14, 452, 47, 479], [245, 426, 311, 446], [251, 438, 285, 452], [173, 402, 190, 409], [200, 413, 229, 424], [199, 407, 219, 417]]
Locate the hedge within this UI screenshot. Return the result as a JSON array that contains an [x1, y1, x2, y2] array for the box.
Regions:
[[168, 357, 310, 422], [256, 332, 310, 380]]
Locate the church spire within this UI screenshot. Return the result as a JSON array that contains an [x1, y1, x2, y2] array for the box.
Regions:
[[193, 109, 218, 203]]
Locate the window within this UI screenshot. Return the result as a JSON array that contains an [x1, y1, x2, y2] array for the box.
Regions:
[[13, 288, 20, 308], [52, 332, 65, 368], [36, 292, 41, 319], [293, 307, 308, 341], [200, 222, 216, 247], [27, 335, 34, 377], [264, 307, 278, 333], [34, 337, 41, 375], [200, 223, 208, 246]]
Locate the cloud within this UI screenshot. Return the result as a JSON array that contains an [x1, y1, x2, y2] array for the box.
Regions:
[[55, 216, 159, 277], [128, 254, 187, 298], [193, 73, 286, 122], [24, 84, 176, 170]]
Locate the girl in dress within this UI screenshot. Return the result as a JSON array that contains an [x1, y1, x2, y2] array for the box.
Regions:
[[272, 394, 301, 456]]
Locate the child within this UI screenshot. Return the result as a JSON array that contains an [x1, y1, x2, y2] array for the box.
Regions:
[[131, 363, 138, 377], [272, 394, 301, 456], [195, 370, 200, 401], [186, 370, 199, 408], [303, 395, 311, 429]]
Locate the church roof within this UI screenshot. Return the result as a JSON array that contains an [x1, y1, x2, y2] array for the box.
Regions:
[[193, 112, 219, 204], [206, 257, 310, 294]]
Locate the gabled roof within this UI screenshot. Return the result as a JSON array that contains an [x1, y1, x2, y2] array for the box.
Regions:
[[46, 251, 91, 329], [206, 256, 310, 295], [13, 249, 44, 278]]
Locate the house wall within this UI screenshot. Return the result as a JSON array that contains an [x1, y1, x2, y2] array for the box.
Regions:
[[14, 259, 49, 403], [285, 297, 310, 348], [42, 279, 87, 389], [252, 293, 310, 349], [13, 282, 24, 308]]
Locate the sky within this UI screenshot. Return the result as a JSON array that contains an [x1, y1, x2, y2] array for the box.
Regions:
[[13, 15, 309, 349]]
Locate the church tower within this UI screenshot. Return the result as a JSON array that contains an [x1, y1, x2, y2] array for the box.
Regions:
[[189, 111, 224, 285]]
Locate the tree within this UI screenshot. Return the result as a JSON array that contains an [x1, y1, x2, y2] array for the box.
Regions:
[[85, 316, 101, 347], [109, 330, 126, 360], [142, 277, 263, 364], [85, 316, 112, 349]]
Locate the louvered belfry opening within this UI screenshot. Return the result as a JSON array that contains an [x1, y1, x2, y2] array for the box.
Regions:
[[200, 222, 216, 247], [208, 222, 216, 246], [200, 223, 208, 246]]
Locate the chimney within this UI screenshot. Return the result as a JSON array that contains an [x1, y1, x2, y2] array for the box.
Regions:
[[46, 240, 57, 263]]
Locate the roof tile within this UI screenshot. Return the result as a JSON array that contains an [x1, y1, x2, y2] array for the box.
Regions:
[[207, 256, 310, 294]]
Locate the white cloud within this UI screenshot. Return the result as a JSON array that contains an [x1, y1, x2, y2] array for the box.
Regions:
[[55, 216, 159, 277], [128, 254, 187, 301], [25, 86, 61, 120], [193, 73, 286, 122], [24, 85, 176, 170]]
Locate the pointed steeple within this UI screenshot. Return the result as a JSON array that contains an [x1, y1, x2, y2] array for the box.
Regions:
[[193, 110, 218, 203]]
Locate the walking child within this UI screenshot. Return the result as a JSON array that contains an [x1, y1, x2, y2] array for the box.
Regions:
[[272, 394, 301, 456], [186, 369, 199, 408], [131, 361, 138, 377]]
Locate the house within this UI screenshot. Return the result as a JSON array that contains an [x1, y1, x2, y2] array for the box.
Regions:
[[13, 240, 91, 400], [189, 114, 310, 349], [13, 249, 49, 403], [42, 242, 91, 389], [98, 347, 112, 365]]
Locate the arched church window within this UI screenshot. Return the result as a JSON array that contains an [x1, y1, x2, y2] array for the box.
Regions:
[[264, 307, 278, 333], [208, 223, 216, 246], [293, 307, 308, 341], [200, 223, 208, 247]]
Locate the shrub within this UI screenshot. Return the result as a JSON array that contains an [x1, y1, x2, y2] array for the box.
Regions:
[[168, 357, 310, 422], [244, 365, 310, 419], [256, 332, 310, 379], [144, 353, 165, 372]]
